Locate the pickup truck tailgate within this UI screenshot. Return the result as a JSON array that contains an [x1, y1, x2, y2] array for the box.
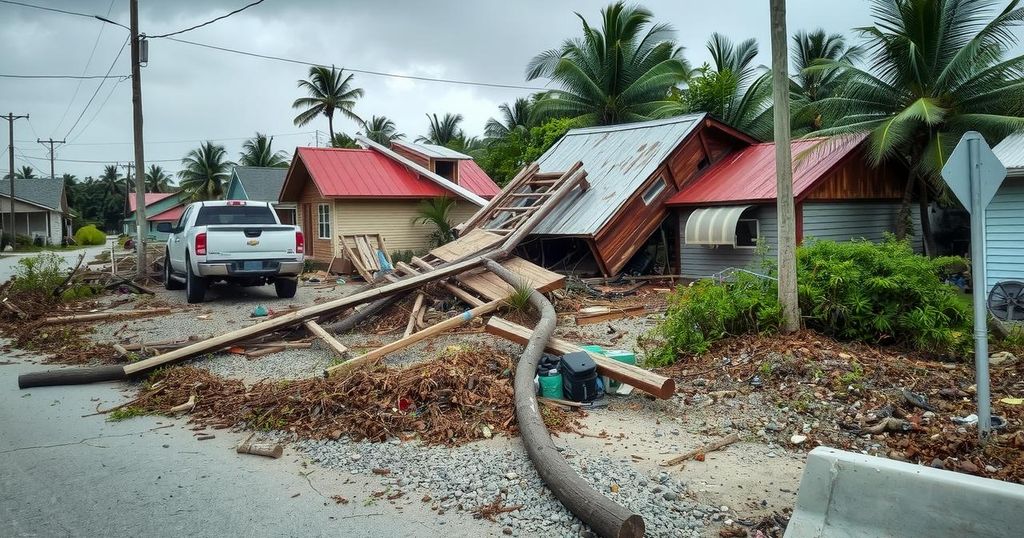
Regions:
[[204, 225, 299, 260]]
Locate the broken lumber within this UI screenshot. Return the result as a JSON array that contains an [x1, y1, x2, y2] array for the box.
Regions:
[[484, 260, 643, 538], [574, 305, 646, 325], [236, 435, 283, 459], [304, 320, 348, 356], [403, 294, 425, 338], [245, 346, 285, 358], [485, 317, 675, 399], [326, 298, 505, 376], [18, 257, 487, 389], [40, 308, 171, 325], [661, 433, 740, 467]]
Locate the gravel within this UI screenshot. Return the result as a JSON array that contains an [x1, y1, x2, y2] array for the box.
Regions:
[[298, 437, 719, 537]]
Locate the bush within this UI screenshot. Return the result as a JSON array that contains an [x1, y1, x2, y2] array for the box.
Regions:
[[390, 250, 415, 264], [11, 253, 68, 294], [14, 234, 33, 248], [74, 225, 107, 246]]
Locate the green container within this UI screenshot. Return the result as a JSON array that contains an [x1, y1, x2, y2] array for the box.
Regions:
[[580, 345, 605, 354], [539, 372, 564, 399], [603, 350, 636, 392]]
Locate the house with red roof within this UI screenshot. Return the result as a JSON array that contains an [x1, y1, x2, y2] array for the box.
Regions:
[[279, 139, 500, 260], [123, 191, 190, 240], [666, 135, 919, 279]]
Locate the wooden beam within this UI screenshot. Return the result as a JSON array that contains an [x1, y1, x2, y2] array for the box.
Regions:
[[410, 256, 434, 272], [574, 305, 646, 325], [484, 317, 675, 399], [460, 162, 539, 232], [40, 308, 171, 325], [494, 165, 587, 257], [403, 294, 425, 338], [326, 298, 504, 376], [442, 282, 485, 307], [304, 320, 348, 356]]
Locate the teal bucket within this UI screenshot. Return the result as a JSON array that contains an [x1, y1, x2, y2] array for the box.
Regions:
[[539, 372, 564, 399], [604, 350, 636, 392]]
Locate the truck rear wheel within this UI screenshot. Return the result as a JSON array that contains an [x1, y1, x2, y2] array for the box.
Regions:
[[185, 255, 207, 303], [274, 277, 297, 299]]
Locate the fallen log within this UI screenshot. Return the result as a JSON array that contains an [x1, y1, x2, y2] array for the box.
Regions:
[[661, 433, 740, 467], [17, 257, 487, 388], [40, 308, 171, 325], [236, 434, 283, 459], [485, 317, 675, 399], [484, 260, 643, 538]]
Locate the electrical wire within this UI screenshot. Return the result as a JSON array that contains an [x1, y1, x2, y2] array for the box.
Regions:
[[68, 77, 126, 144], [148, 0, 266, 39], [19, 130, 316, 146], [52, 0, 117, 137], [0, 73, 128, 80], [63, 36, 129, 141], [0, 0, 95, 19]]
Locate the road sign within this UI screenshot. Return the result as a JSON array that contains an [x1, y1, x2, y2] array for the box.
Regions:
[[940, 131, 1008, 441], [941, 132, 1007, 214]]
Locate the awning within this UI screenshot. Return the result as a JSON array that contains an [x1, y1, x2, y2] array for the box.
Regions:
[[684, 205, 752, 246]]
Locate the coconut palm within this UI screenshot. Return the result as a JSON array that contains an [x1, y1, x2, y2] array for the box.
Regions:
[[239, 132, 289, 168], [292, 66, 364, 141], [6, 166, 37, 179], [485, 98, 533, 140], [178, 142, 234, 201], [412, 197, 456, 247], [815, 0, 1024, 252], [98, 164, 122, 195], [145, 165, 173, 193], [330, 132, 360, 149], [526, 2, 690, 126], [417, 113, 464, 146], [360, 115, 404, 146], [790, 30, 863, 134]]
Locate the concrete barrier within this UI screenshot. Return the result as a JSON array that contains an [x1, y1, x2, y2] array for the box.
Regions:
[[786, 446, 1024, 537]]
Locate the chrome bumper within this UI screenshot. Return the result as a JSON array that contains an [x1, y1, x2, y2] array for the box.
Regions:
[[197, 260, 303, 277]]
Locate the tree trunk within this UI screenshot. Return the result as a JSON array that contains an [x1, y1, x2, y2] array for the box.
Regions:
[[327, 114, 335, 144], [895, 171, 916, 239], [917, 175, 937, 256]]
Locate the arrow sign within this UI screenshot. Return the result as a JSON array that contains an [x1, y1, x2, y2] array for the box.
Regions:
[[941, 131, 1006, 214]]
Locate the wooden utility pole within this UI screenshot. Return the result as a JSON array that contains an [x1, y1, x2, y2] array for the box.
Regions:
[[3, 113, 29, 240], [37, 138, 65, 179], [129, 0, 147, 279], [769, 0, 800, 332]]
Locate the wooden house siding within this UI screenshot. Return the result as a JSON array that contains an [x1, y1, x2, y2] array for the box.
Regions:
[[297, 180, 332, 259], [802, 152, 905, 201], [594, 165, 678, 275], [331, 200, 480, 257], [985, 177, 1024, 293], [391, 145, 431, 171], [678, 205, 779, 279], [802, 202, 921, 251]]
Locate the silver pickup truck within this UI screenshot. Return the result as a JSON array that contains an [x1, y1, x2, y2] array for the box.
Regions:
[[157, 200, 304, 303]]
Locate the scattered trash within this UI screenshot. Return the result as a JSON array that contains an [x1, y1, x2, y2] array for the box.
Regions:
[[998, 397, 1023, 405], [790, 434, 807, 445], [952, 414, 979, 426], [902, 389, 936, 412], [251, 305, 269, 317]]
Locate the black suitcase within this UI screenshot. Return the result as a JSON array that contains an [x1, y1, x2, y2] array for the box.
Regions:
[[559, 351, 599, 402]]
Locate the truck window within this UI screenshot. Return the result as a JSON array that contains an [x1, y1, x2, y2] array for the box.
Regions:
[[194, 205, 277, 226]]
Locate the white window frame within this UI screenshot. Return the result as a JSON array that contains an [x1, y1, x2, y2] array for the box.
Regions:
[[734, 218, 760, 249], [317, 203, 331, 240], [641, 175, 668, 206]]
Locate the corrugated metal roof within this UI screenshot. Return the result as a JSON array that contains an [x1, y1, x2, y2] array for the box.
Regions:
[[392, 140, 470, 160], [230, 166, 287, 202], [148, 205, 184, 222], [127, 192, 175, 212], [994, 132, 1024, 173], [0, 178, 65, 210], [531, 114, 706, 235], [458, 160, 501, 197], [666, 134, 866, 205]]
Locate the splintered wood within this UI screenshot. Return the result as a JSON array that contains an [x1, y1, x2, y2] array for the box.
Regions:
[[339, 234, 392, 282]]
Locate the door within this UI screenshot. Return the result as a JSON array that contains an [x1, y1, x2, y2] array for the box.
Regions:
[[301, 204, 314, 257], [167, 206, 191, 271]]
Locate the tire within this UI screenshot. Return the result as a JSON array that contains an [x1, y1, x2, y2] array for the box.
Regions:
[[274, 277, 298, 299], [185, 255, 207, 303], [163, 250, 184, 290]]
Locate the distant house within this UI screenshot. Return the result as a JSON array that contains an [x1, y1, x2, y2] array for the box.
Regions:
[[123, 191, 189, 240], [279, 140, 500, 260], [224, 166, 296, 224], [666, 135, 919, 279], [990, 132, 1024, 294], [0, 178, 70, 244]]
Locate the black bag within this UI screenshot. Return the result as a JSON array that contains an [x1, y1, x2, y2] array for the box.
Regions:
[[559, 351, 599, 402]]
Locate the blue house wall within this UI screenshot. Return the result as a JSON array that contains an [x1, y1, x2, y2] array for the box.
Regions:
[[985, 176, 1024, 293]]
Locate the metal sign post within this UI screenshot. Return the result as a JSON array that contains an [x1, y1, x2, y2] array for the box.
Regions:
[[941, 131, 1007, 440]]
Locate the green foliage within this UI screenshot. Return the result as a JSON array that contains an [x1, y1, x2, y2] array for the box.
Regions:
[[239, 133, 289, 168], [649, 270, 782, 365], [0, 234, 11, 251], [797, 238, 970, 355], [330, 132, 360, 149], [479, 118, 578, 186], [293, 66, 364, 140], [74, 225, 107, 246], [11, 253, 68, 294], [412, 197, 456, 247], [502, 278, 535, 314], [178, 141, 234, 201], [108, 406, 147, 421], [390, 250, 415, 264]]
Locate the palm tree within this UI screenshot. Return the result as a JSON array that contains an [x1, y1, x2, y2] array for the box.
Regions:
[[7, 166, 37, 179], [178, 142, 234, 201], [790, 30, 863, 134], [525, 2, 690, 126], [98, 165, 122, 195], [417, 113, 464, 146], [330, 132, 360, 149], [239, 132, 289, 168], [360, 115, 404, 146], [485, 98, 533, 139], [412, 197, 456, 247], [815, 0, 1024, 252], [145, 165, 173, 193], [292, 66, 364, 141]]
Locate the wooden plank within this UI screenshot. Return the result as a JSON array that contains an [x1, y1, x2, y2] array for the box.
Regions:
[[326, 299, 504, 376], [376, 235, 393, 265], [355, 236, 377, 271], [395, 261, 420, 276], [304, 320, 348, 356], [428, 229, 503, 263], [459, 162, 539, 233], [457, 257, 565, 301], [41, 308, 171, 325], [443, 282, 485, 307], [246, 346, 285, 358], [339, 237, 373, 282], [484, 317, 676, 399], [403, 294, 425, 338], [574, 305, 647, 325], [410, 256, 435, 272]]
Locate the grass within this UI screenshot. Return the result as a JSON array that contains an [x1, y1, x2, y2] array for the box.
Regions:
[[502, 277, 534, 314], [10, 244, 85, 253], [107, 406, 147, 421]]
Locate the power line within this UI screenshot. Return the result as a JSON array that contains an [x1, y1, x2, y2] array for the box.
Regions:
[[68, 77, 126, 144], [0, 73, 128, 80], [0, 0, 95, 19], [161, 36, 548, 91], [52, 0, 116, 138], [63, 36, 130, 141], [148, 0, 266, 39], [18, 153, 180, 164], [22, 130, 317, 147]]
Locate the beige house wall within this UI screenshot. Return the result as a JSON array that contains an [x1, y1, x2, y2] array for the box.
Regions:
[[332, 199, 483, 256]]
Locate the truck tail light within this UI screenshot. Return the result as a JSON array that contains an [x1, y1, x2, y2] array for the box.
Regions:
[[195, 232, 207, 256], [226, 200, 246, 206], [295, 231, 305, 254]]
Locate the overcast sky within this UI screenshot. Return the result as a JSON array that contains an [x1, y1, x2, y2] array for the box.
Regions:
[[0, 0, 1006, 180]]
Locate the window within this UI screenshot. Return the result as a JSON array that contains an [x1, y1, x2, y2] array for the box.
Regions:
[[735, 219, 759, 248], [433, 159, 457, 182], [317, 203, 331, 239], [194, 205, 276, 226], [641, 176, 668, 205], [174, 207, 191, 231]]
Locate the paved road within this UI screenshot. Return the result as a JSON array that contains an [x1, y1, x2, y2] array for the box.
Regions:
[[0, 241, 114, 281], [0, 359, 497, 538]]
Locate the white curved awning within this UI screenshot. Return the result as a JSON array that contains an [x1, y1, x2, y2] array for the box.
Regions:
[[684, 205, 752, 246]]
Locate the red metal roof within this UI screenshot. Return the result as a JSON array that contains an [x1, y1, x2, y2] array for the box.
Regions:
[[458, 160, 501, 197], [667, 135, 867, 205], [296, 147, 498, 199], [127, 192, 174, 212], [148, 205, 184, 222]]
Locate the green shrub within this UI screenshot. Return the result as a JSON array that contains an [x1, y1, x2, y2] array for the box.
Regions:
[[14, 234, 33, 248], [390, 250, 415, 265], [797, 238, 969, 355], [74, 225, 107, 246], [11, 253, 68, 294]]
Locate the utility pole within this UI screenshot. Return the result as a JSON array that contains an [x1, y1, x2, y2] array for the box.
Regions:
[[130, 0, 147, 279], [769, 0, 800, 333], [3, 113, 29, 241], [37, 138, 66, 179]]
